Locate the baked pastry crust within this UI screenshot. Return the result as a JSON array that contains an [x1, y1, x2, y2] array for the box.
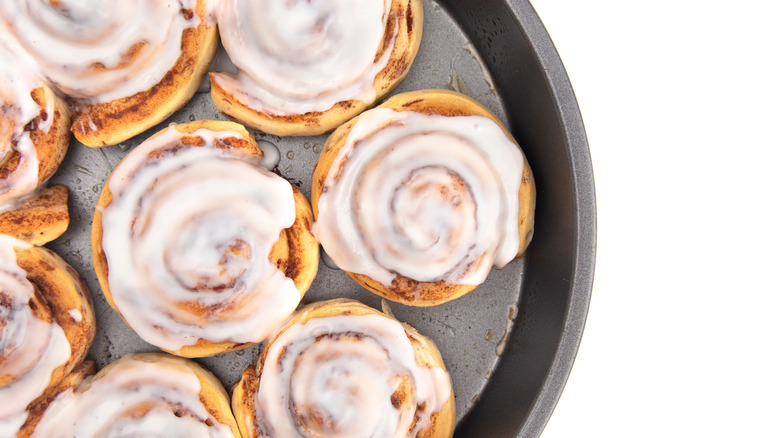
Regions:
[[20, 353, 241, 437], [0, 185, 69, 246], [233, 298, 456, 438], [312, 89, 536, 306], [1, 81, 71, 212], [70, 3, 218, 147], [1, 238, 96, 436], [0, 0, 218, 147], [210, 0, 424, 136], [92, 120, 319, 357]]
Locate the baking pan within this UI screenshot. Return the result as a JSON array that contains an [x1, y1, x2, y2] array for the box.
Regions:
[[46, 0, 595, 436]]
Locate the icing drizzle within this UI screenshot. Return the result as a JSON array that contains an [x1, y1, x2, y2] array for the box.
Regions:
[[0, 0, 203, 103], [254, 313, 451, 438], [31, 355, 234, 438], [0, 33, 54, 209], [0, 235, 71, 436], [99, 126, 302, 351], [212, 0, 394, 115], [313, 108, 526, 286]]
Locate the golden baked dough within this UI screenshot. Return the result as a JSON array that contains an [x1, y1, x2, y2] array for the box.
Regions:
[[210, 0, 423, 136], [312, 89, 536, 306], [233, 298, 455, 438], [1, 48, 71, 212], [0, 185, 69, 246], [0, 236, 96, 436], [21, 353, 241, 437], [92, 120, 319, 357], [0, 0, 218, 147]]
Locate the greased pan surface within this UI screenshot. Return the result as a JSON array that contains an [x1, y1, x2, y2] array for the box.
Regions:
[[46, 0, 595, 437]]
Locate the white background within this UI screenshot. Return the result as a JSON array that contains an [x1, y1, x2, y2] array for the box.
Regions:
[[529, 1, 780, 436]]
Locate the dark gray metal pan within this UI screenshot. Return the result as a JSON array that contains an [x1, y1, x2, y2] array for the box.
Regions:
[[46, 0, 594, 436]]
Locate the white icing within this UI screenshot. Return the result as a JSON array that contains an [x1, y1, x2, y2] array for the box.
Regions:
[[0, 32, 55, 209], [254, 313, 451, 438], [313, 108, 525, 286], [31, 355, 235, 438], [256, 140, 281, 170], [0, 0, 203, 103], [100, 127, 302, 351], [68, 308, 82, 323], [212, 0, 394, 115], [0, 235, 71, 435]]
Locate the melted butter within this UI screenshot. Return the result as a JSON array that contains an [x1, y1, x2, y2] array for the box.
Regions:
[[313, 108, 525, 286], [0, 235, 71, 436], [254, 313, 451, 438], [31, 355, 234, 438], [212, 0, 394, 115], [100, 127, 302, 351]]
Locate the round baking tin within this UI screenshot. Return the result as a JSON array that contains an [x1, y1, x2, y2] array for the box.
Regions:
[[46, 1, 595, 436]]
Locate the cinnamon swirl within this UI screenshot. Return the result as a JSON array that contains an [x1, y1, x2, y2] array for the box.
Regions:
[[312, 89, 536, 306], [21, 353, 241, 437], [233, 298, 455, 438], [0, 36, 70, 214], [210, 0, 423, 136], [0, 234, 96, 436], [92, 120, 319, 357], [0, 0, 218, 147]]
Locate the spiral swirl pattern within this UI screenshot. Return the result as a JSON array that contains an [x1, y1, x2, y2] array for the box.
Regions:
[[30, 354, 238, 438], [0, 0, 202, 103], [96, 123, 312, 354], [213, 0, 394, 115], [0, 236, 71, 434], [313, 106, 527, 288], [241, 300, 452, 438], [0, 37, 54, 208]]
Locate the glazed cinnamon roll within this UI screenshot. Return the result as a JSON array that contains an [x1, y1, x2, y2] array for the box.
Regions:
[[0, 234, 96, 436], [233, 299, 455, 438], [0, 0, 218, 147], [92, 120, 319, 357], [312, 89, 536, 306], [0, 37, 70, 214], [21, 353, 241, 437], [210, 0, 423, 136]]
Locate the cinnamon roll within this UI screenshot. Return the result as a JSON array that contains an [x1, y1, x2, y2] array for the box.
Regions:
[[0, 0, 218, 147], [21, 353, 241, 437], [0, 37, 70, 213], [0, 234, 96, 436], [92, 120, 319, 357], [233, 298, 455, 438], [312, 89, 536, 306], [210, 0, 423, 136], [0, 185, 69, 246]]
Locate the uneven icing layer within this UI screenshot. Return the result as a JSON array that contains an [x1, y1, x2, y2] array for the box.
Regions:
[[0, 235, 70, 436], [213, 0, 393, 115], [314, 108, 525, 286], [0, 0, 202, 103], [0, 35, 54, 208], [100, 128, 301, 351], [31, 355, 234, 438], [254, 314, 451, 437]]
